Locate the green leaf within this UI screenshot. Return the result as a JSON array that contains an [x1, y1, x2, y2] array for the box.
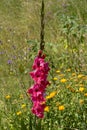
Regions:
[[21, 118, 27, 130]]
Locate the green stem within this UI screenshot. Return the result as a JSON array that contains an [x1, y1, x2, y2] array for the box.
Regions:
[[40, 0, 45, 51], [29, 114, 32, 130]]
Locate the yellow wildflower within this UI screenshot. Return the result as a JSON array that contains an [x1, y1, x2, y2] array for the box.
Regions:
[[79, 87, 85, 92], [70, 77, 74, 80], [56, 70, 60, 73], [53, 77, 58, 80], [21, 104, 26, 109], [44, 106, 49, 112], [82, 76, 87, 80], [59, 74, 64, 77], [74, 79, 78, 82], [20, 94, 24, 99], [79, 84, 84, 87], [84, 93, 87, 96], [72, 73, 76, 76], [46, 95, 50, 99], [69, 87, 75, 92], [60, 78, 67, 83], [50, 91, 56, 97], [66, 68, 71, 72], [16, 111, 22, 116], [79, 99, 84, 104], [58, 105, 65, 111], [5, 95, 11, 99], [46, 91, 56, 100], [77, 74, 83, 78], [56, 102, 60, 106]]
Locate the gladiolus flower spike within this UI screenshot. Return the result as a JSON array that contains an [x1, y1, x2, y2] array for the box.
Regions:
[[27, 50, 50, 118]]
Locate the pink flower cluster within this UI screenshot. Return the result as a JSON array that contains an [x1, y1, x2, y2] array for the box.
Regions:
[[27, 50, 50, 118]]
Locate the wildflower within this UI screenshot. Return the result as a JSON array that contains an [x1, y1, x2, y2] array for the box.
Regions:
[[16, 111, 22, 116], [7, 60, 12, 64], [44, 106, 49, 112], [60, 78, 67, 83], [21, 104, 26, 109], [72, 73, 76, 76], [56, 102, 60, 106], [59, 74, 64, 77], [50, 91, 56, 97], [79, 99, 84, 104], [56, 70, 60, 73], [77, 74, 83, 78], [32, 102, 45, 118], [27, 50, 50, 118], [82, 76, 87, 80], [0, 51, 4, 55], [53, 77, 58, 80], [8, 39, 10, 42], [79, 87, 85, 92], [74, 79, 78, 82], [84, 93, 87, 96], [20, 94, 24, 99], [79, 84, 84, 87], [46, 91, 56, 99], [66, 68, 71, 72], [70, 77, 73, 80], [69, 87, 75, 92], [46, 95, 50, 100], [5, 95, 11, 99], [58, 105, 65, 111]]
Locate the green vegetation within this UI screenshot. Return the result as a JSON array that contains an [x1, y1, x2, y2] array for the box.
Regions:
[[0, 0, 87, 129]]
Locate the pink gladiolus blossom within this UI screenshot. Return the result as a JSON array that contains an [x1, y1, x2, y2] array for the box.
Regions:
[[27, 50, 50, 118]]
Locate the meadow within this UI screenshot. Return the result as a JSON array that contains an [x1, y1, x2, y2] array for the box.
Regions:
[[0, 0, 87, 130]]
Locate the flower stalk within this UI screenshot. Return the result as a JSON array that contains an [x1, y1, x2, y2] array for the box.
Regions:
[[27, 50, 50, 118], [40, 0, 45, 51], [27, 0, 49, 119]]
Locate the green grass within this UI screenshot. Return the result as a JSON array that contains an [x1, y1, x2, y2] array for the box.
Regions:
[[0, 0, 87, 129]]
